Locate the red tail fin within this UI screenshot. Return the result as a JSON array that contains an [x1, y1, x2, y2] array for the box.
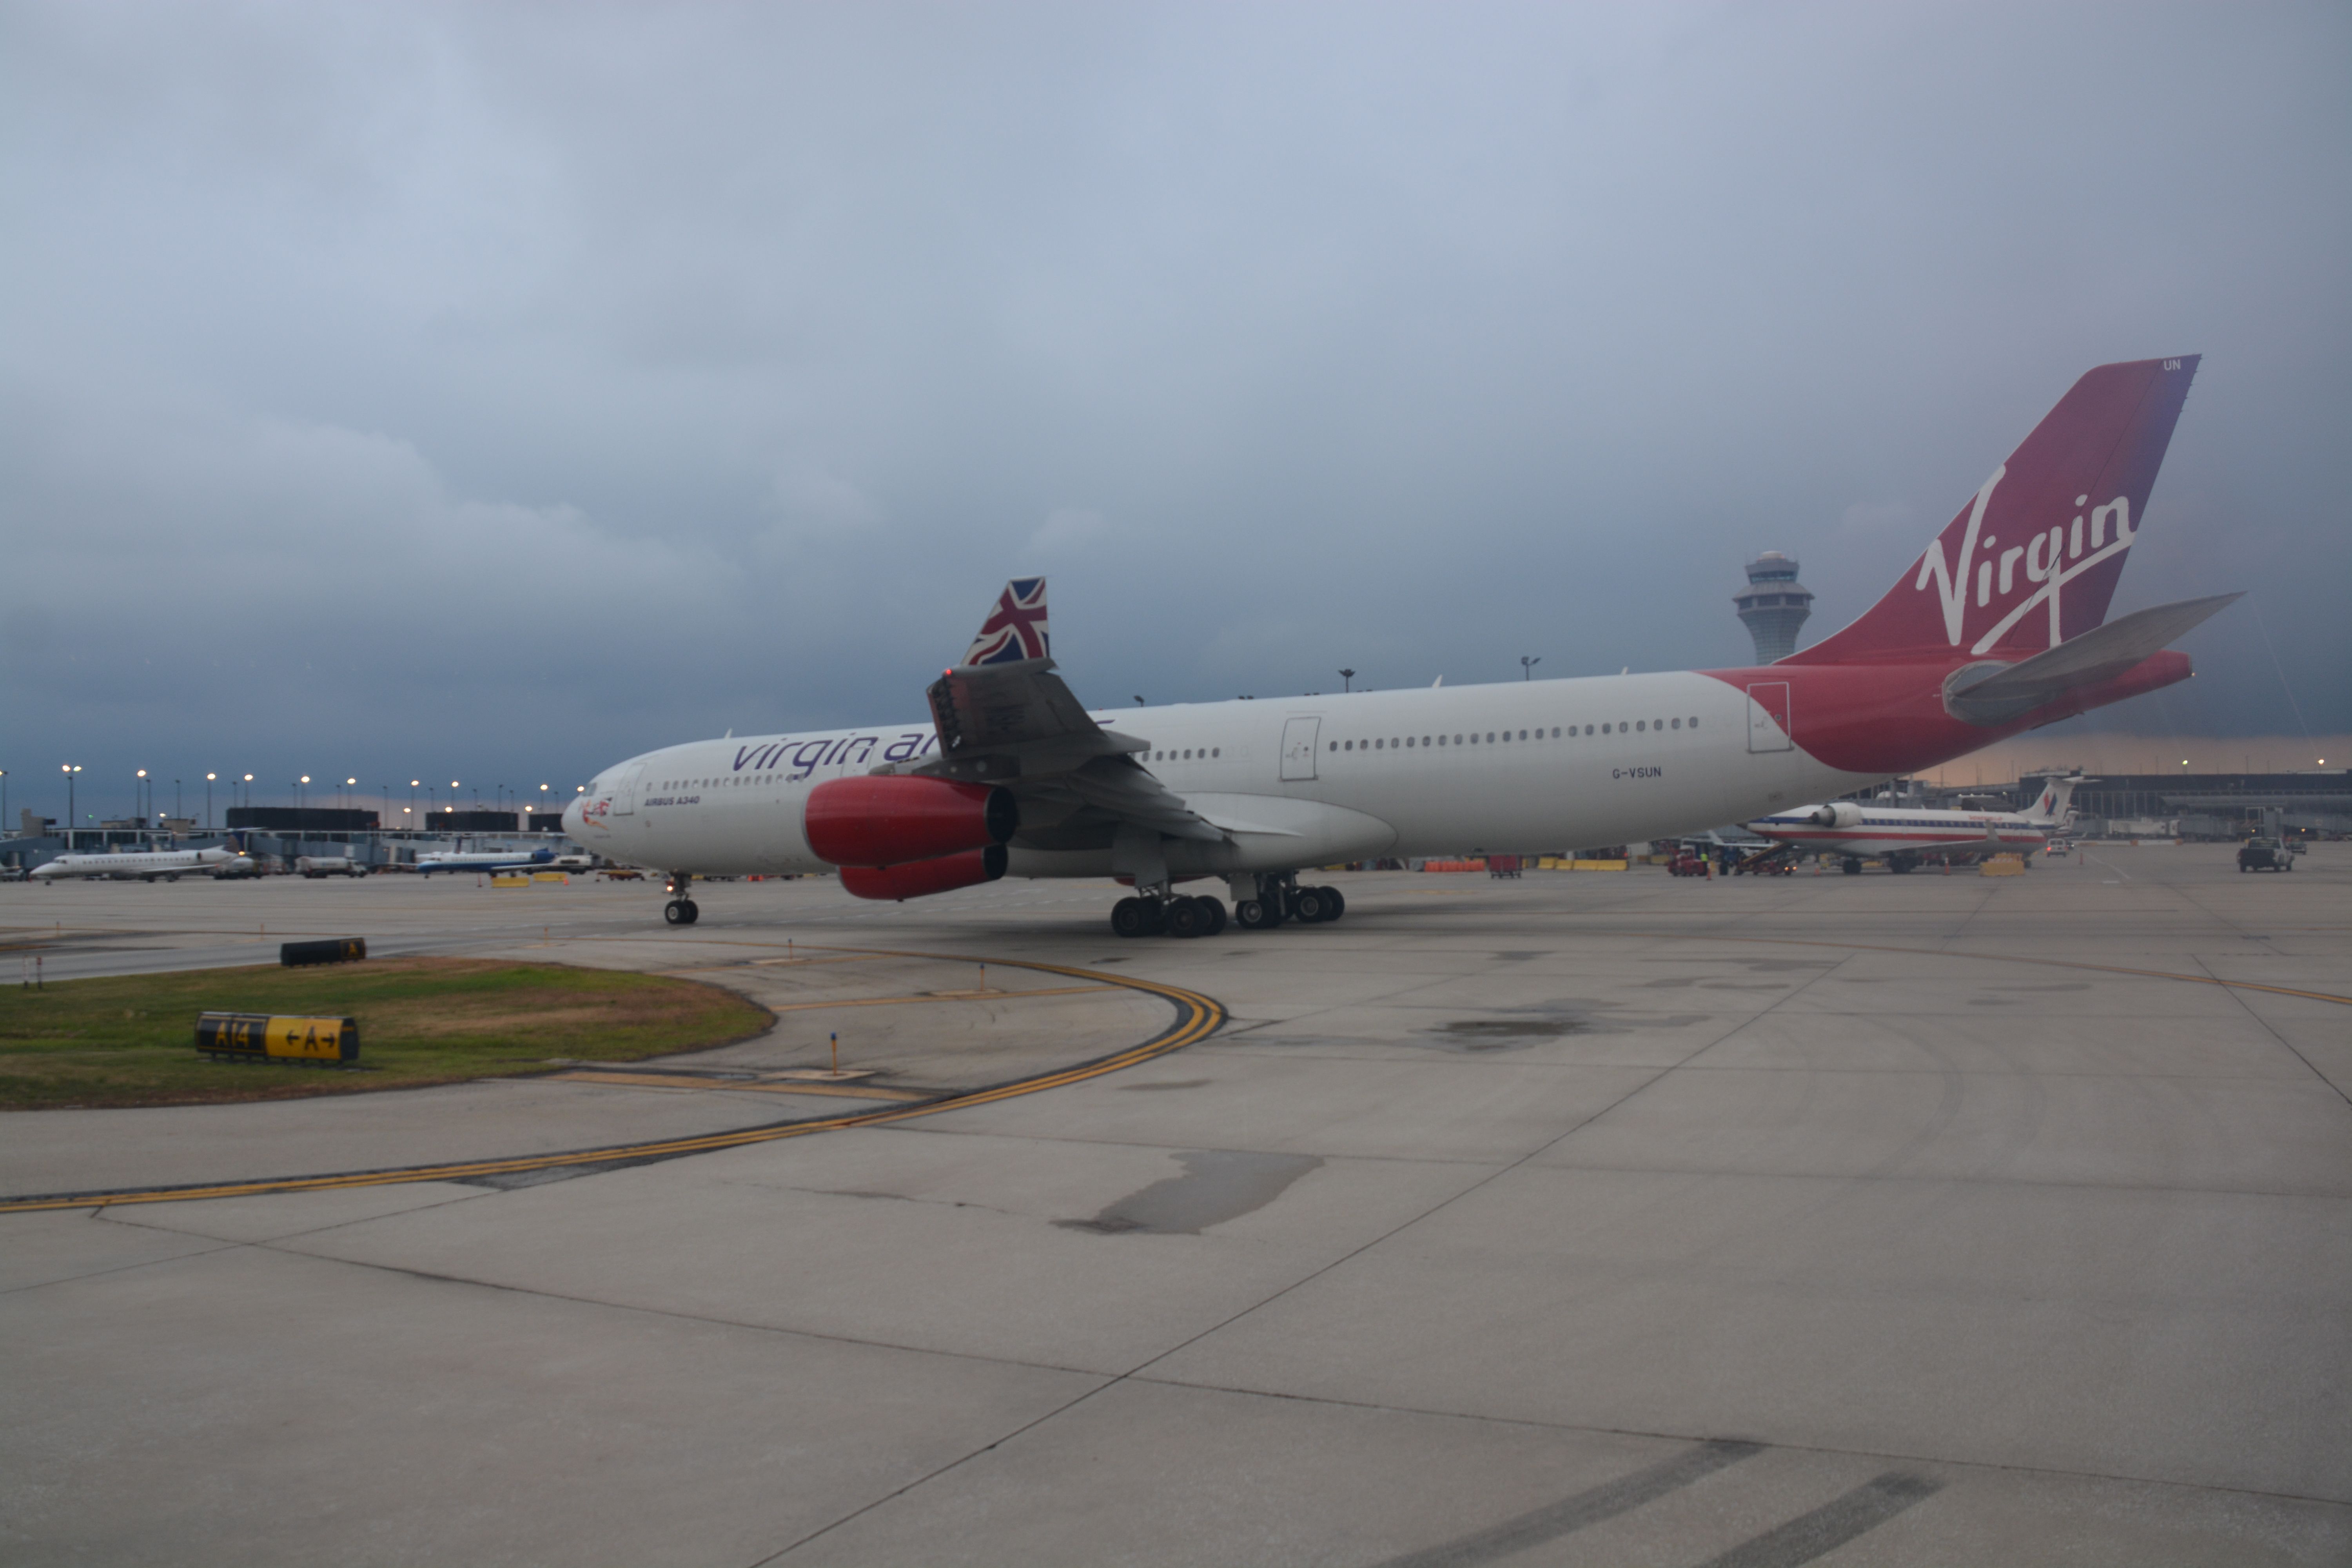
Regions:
[[1788, 357, 2199, 665]]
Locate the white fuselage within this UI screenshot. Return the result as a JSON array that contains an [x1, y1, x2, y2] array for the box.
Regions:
[[416, 850, 553, 876], [1745, 806, 2050, 861], [565, 672, 1878, 878], [32, 847, 240, 880]]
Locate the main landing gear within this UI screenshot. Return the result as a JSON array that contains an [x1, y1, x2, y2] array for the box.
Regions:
[[1111, 873, 1346, 939], [663, 870, 700, 926]]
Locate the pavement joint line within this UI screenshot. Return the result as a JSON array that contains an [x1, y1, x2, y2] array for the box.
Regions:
[[1557, 929, 2352, 1006], [2186, 949, 2352, 1110], [0, 948, 1225, 1214]]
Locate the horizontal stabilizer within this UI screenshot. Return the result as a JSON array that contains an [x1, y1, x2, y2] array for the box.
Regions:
[[1942, 592, 2240, 726]]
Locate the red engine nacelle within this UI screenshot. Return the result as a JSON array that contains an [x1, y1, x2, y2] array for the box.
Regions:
[[804, 776, 1018, 867], [840, 846, 1007, 902]]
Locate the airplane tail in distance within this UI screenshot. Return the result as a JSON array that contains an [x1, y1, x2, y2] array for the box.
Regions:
[[1789, 357, 2200, 666], [2024, 775, 2092, 826]]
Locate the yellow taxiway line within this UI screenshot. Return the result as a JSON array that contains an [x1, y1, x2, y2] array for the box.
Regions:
[[0, 947, 1224, 1215]]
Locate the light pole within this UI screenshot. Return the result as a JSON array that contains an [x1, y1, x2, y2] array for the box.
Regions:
[[206, 774, 216, 830], [242, 774, 254, 812], [137, 769, 148, 830], [1339, 668, 1356, 693], [1, 770, 8, 833], [63, 764, 80, 848], [174, 779, 181, 824], [1520, 656, 1540, 681]]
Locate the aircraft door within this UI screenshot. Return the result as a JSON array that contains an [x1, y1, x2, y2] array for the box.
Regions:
[[612, 762, 645, 815], [1746, 683, 1793, 753], [1280, 717, 1321, 781]]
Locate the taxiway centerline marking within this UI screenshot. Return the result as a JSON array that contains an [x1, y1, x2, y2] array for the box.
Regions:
[[0, 949, 1223, 1214]]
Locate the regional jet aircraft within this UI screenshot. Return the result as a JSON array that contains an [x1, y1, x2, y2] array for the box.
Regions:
[[415, 848, 557, 877], [1744, 775, 2088, 874], [32, 845, 247, 882], [567, 356, 2236, 937]]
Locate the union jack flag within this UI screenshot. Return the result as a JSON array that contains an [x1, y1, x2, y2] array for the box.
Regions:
[[961, 577, 1051, 666]]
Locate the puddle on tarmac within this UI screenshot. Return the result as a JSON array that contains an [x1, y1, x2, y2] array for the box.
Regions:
[[1057, 1150, 1323, 1235]]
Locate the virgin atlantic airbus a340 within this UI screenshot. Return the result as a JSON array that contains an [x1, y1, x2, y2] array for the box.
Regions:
[[567, 356, 2236, 937]]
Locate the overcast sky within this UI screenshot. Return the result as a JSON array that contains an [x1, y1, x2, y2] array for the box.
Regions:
[[5, 1, 2347, 821]]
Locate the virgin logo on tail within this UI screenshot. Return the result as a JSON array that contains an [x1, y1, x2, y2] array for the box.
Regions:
[[1790, 357, 2197, 669], [1914, 469, 2138, 654]]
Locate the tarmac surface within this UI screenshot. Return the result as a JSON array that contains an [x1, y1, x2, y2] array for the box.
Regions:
[[3, 846, 2348, 1565]]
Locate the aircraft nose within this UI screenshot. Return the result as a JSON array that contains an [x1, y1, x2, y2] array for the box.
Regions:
[[561, 796, 585, 837]]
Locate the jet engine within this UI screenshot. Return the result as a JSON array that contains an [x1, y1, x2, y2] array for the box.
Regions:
[[804, 776, 1018, 867], [1808, 801, 1865, 829], [840, 845, 1007, 902]]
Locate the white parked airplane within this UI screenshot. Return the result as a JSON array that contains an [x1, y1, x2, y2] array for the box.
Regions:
[[32, 845, 247, 882], [1743, 776, 2088, 873], [567, 356, 2237, 937], [415, 848, 557, 877]]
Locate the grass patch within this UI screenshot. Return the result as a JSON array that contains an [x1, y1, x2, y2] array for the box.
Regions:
[[0, 957, 773, 1110]]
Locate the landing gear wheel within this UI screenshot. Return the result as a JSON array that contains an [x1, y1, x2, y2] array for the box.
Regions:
[[1842, 857, 1864, 876], [1887, 855, 1915, 875], [1234, 898, 1277, 931], [1111, 897, 1163, 938], [664, 898, 701, 926], [1293, 887, 1330, 923], [1167, 898, 1205, 938], [1194, 896, 1227, 936], [1315, 886, 1344, 922]]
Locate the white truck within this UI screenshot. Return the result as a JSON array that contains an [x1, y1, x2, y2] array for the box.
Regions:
[[296, 856, 368, 879]]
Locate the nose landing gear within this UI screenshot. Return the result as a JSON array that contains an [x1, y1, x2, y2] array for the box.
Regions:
[[663, 871, 700, 926]]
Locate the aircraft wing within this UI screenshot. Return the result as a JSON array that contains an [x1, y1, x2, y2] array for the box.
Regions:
[[896, 579, 1224, 846]]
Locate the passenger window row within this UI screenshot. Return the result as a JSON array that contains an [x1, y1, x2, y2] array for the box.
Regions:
[[1331, 717, 1699, 752]]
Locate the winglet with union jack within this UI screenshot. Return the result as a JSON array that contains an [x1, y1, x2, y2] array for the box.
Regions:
[[960, 578, 1052, 666]]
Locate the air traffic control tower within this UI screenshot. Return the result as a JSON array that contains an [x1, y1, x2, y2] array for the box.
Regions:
[[1734, 551, 1814, 663]]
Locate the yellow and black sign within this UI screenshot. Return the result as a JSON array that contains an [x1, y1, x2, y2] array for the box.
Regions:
[[196, 1012, 359, 1064]]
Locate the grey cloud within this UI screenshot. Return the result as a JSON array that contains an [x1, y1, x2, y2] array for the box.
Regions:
[[2, 0, 2346, 815]]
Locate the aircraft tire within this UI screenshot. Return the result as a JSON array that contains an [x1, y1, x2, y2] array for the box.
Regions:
[[1319, 887, 1345, 921], [1111, 897, 1154, 938], [1293, 887, 1329, 923], [1233, 898, 1277, 931], [1842, 857, 1863, 875], [1166, 899, 1205, 939], [663, 899, 690, 926], [166, 873, 179, 882], [1195, 896, 1227, 936]]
